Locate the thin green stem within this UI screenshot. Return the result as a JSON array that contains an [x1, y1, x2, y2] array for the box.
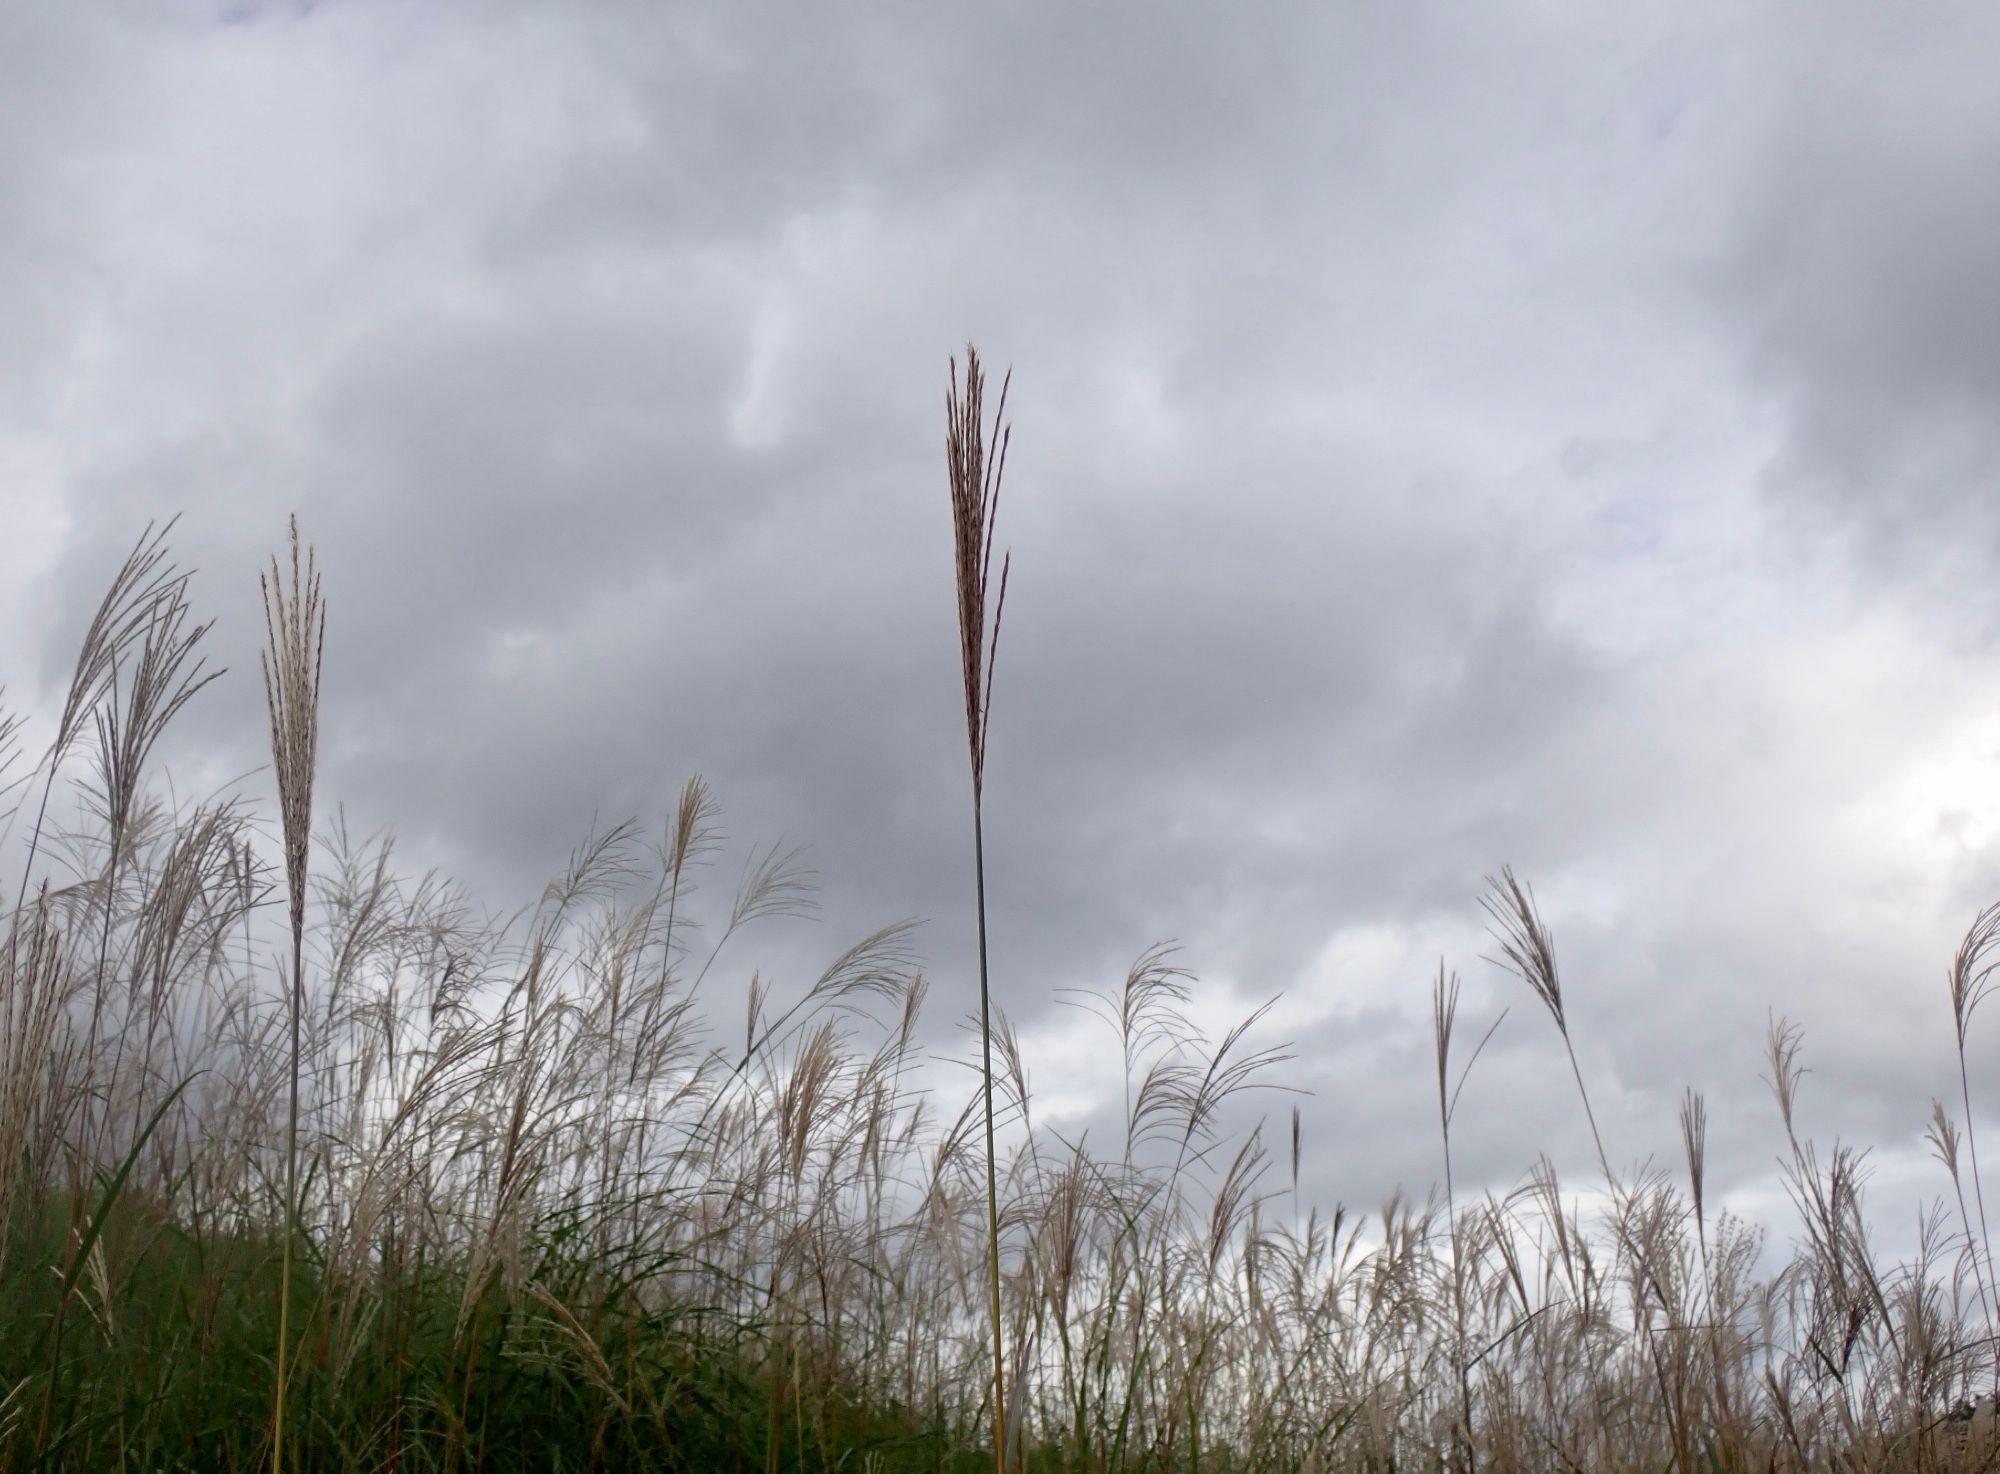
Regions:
[[975, 803, 1006, 1474], [275, 929, 303, 1474]]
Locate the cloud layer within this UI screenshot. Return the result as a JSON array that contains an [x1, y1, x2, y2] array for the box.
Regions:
[[7, 0, 2000, 1247]]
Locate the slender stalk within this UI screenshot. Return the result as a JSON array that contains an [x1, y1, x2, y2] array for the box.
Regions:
[[945, 343, 1014, 1474], [973, 802, 1004, 1471], [260, 518, 325, 1474], [1433, 960, 1504, 1474]]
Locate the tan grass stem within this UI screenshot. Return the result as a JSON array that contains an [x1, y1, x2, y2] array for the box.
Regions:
[[260, 516, 325, 1474], [946, 343, 1012, 1474]]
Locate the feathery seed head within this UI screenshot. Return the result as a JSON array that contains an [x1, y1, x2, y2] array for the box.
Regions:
[[1949, 899, 2000, 1047], [945, 344, 1012, 801], [260, 516, 325, 941], [1481, 866, 1564, 1033]]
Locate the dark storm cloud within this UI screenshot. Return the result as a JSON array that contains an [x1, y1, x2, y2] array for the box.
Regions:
[[11, 1, 2000, 1231], [1709, 4, 2000, 609], [0, 11, 157, 414]]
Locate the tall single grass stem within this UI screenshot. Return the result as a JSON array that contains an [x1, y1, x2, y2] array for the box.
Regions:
[[260, 517, 325, 1474], [1432, 960, 1504, 1473], [946, 343, 1012, 1474]]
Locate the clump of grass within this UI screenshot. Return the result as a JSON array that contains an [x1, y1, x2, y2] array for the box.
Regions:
[[5, 421, 2000, 1472]]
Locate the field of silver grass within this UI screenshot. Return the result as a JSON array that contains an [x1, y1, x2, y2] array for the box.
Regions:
[[0, 365, 1995, 1470]]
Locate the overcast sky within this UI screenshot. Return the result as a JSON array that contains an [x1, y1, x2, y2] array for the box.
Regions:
[[7, 1, 2000, 1252]]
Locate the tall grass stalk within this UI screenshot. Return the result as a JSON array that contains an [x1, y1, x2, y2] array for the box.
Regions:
[[946, 343, 1013, 1474], [1431, 960, 1503, 1474], [260, 517, 324, 1474]]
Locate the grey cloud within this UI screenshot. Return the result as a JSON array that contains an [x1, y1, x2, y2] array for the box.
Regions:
[[1708, 5, 2000, 601], [11, 1, 2000, 1235]]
